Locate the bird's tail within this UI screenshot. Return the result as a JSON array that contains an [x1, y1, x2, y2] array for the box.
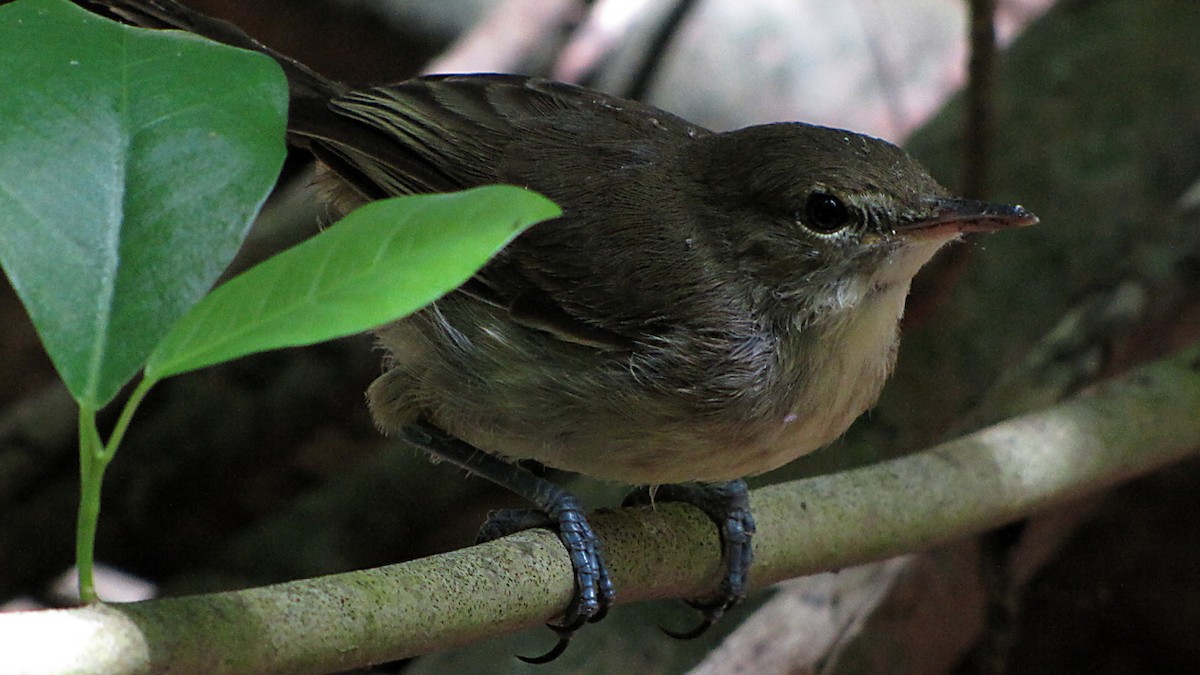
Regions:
[[76, 1, 471, 204], [80, 0, 343, 102]]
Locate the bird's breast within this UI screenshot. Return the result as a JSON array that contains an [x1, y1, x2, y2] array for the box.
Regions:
[[747, 279, 911, 472]]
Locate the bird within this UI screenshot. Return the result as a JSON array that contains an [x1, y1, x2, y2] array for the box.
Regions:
[[82, 0, 1037, 662]]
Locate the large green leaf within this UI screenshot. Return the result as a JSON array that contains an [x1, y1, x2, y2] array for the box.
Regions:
[[0, 0, 287, 407], [145, 186, 560, 380]]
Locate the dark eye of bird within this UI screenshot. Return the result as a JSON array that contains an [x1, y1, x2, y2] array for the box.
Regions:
[[803, 192, 851, 234]]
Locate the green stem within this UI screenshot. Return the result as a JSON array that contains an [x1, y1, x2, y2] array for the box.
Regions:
[[102, 377, 156, 461], [75, 408, 103, 604], [74, 377, 158, 603]]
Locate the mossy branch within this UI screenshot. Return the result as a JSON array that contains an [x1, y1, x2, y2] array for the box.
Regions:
[[2, 344, 1197, 674]]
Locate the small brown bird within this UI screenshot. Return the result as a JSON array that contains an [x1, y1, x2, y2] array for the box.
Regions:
[[86, 0, 1037, 662]]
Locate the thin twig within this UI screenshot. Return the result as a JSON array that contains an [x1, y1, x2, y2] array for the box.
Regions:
[[964, 0, 997, 198]]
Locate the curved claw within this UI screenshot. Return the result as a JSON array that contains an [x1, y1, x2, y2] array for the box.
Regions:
[[518, 629, 572, 664], [661, 617, 714, 641], [660, 596, 732, 640], [516, 590, 612, 663], [589, 604, 609, 624]]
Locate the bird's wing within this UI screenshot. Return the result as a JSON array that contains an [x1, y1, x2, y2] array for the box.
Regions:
[[294, 75, 717, 349], [293, 74, 705, 196]]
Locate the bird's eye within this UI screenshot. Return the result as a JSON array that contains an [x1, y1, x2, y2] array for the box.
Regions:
[[803, 192, 851, 234]]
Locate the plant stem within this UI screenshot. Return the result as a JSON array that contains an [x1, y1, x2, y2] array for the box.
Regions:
[[103, 377, 156, 461], [75, 408, 103, 603], [73, 376, 158, 602]]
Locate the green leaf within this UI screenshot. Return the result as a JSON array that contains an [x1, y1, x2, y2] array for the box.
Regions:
[[145, 186, 559, 380], [0, 0, 287, 407]]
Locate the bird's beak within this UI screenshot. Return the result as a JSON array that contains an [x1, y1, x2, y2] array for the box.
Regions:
[[900, 197, 1039, 239]]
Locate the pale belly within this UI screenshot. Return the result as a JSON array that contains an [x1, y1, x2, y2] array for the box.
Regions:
[[445, 282, 909, 485]]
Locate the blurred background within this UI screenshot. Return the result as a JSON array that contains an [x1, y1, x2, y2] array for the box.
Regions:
[[3, 0, 1200, 672]]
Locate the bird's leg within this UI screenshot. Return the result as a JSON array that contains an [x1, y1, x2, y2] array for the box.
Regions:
[[401, 420, 614, 663], [623, 479, 755, 638]]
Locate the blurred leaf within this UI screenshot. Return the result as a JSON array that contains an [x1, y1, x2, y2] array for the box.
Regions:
[[145, 186, 559, 380], [0, 0, 287, 407]]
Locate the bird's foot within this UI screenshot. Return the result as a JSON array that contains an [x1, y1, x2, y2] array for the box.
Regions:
[[623, 479, 755, 639], [480, 498, 615, 663]]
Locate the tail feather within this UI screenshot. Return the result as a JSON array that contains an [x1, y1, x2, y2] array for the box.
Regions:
[[81, 0, 342, 101], [79, 1, 398, 201]]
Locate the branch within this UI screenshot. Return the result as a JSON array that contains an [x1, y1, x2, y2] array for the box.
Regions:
[[3, 344, 1198, 674], [963, 0, 997, 198]]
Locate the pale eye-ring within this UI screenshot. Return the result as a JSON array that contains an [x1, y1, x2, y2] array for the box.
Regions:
[[803, 192, 851, 234]]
